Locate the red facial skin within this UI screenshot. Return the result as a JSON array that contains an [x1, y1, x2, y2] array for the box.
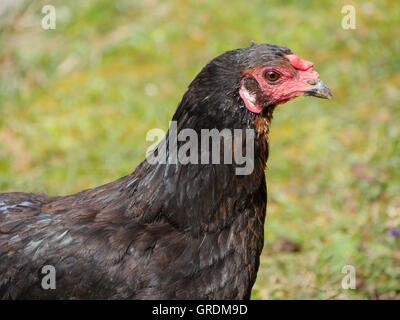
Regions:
[[239, 54, 321, 114]]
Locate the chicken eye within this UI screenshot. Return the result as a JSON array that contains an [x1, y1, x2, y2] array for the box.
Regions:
[[265, 71, 281, 83]]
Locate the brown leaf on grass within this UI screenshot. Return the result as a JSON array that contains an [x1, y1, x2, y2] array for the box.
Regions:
[[356, 278, 365, 290], [351, 162, 374, 184], [274, 237, 301, 253], [0, 129, 32, 172]]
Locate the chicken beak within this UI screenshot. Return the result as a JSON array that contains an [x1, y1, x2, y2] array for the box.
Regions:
[[304, 79, 333, 100]]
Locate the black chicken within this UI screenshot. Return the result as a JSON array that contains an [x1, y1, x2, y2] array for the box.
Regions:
[[0, 43, 331, 299]]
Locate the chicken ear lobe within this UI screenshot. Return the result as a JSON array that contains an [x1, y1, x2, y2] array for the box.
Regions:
[[239, 76, 263, 114]]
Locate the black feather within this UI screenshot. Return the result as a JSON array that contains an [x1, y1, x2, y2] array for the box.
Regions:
[[0, 43, 292, 299]]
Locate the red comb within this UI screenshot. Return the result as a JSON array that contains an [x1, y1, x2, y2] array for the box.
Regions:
[[285, 54, 313, 71]]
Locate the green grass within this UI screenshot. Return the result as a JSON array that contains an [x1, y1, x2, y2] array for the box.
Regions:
[[1, 0, 399, 299]]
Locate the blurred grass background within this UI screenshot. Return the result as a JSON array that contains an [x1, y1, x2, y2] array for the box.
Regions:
[[0, 0, 399, 299]]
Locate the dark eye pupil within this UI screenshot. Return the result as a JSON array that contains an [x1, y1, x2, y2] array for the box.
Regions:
[[265, 71, 280, 82]]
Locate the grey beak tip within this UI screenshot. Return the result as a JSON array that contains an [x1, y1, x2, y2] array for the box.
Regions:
[[305, 79, 332, 100]]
